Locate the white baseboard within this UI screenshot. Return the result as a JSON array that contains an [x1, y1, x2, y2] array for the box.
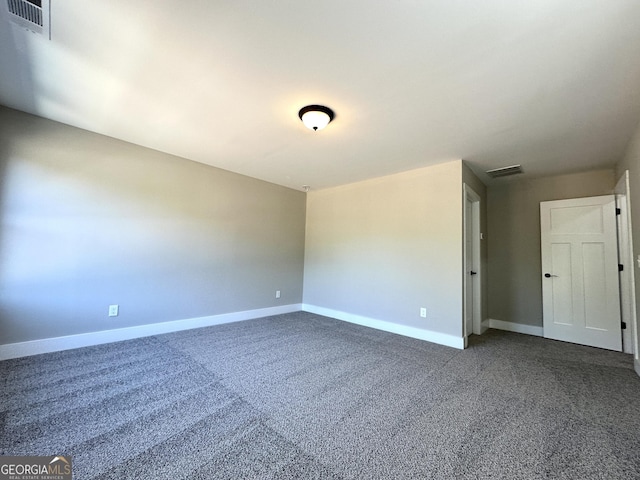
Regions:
[[0, 304, 302, 361], [302, 304, 465, 349], [488, 318, 543, 337], [480, 319, 490, 334], [635, 359, 640, 378]]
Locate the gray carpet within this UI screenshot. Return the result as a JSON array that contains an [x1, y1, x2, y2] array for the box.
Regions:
[[1, 311, 639, 479]]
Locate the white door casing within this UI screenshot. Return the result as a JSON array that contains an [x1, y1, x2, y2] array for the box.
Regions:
[[540, 195, 622, 351], [614, 171, 638, 357]]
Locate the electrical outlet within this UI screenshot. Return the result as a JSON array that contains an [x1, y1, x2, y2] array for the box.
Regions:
[[275, 290, 281, 299], [420, 307, 427, 318], [108, 305, 119, 317]]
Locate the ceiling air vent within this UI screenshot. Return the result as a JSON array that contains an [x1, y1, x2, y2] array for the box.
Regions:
[[485, 164, 523, 179], [5, 0, 50, 38]]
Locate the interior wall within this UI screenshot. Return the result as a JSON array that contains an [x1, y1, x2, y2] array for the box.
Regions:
[[487, 169, 616, 328], [616, 119, 640, 368], [0, 107, 306, 345], [303, 160, 464, 339]]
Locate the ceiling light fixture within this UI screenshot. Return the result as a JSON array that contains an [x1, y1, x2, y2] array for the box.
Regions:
[[298, 105, 334, 131]]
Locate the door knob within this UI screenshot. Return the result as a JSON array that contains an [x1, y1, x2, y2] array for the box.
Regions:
[[544, 273, 558, 278], [470, 271, 477, 275]]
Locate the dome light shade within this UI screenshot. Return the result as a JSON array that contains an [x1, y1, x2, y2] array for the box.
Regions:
[[298, 105, 334, 131]]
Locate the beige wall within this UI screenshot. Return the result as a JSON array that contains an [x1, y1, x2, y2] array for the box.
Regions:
[[4, 101, 637, 356], [303, 160, 464, 339], [0, 107, 306, 344], [487, 169, 616, 327], [616, 120, 640, 367]]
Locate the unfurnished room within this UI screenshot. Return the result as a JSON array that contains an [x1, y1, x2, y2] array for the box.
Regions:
[[1, 1, 640, 479]]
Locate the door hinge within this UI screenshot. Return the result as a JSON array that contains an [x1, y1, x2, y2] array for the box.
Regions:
[[616, 208, 621, 215], [622, 322, 627, 330], [619, 264, 624, 272]]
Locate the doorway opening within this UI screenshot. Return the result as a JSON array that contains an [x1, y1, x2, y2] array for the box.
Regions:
[[615, 171, 638, 357], [463, 184, 482, 344]]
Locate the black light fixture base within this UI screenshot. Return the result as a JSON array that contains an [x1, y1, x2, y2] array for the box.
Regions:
[[298, 105, 335, 122]]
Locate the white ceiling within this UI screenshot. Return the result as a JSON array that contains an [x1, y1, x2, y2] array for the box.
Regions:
[[1, 1, 640, 190]]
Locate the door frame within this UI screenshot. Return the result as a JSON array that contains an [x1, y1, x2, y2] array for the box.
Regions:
[[463, 184, 482, 342], [615, 171, 638, 357]]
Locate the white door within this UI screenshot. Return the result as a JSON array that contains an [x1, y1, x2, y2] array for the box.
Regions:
[[463, 184, 481, 338], [540, 195, 622, 351], [464, 197, 474, 337]]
